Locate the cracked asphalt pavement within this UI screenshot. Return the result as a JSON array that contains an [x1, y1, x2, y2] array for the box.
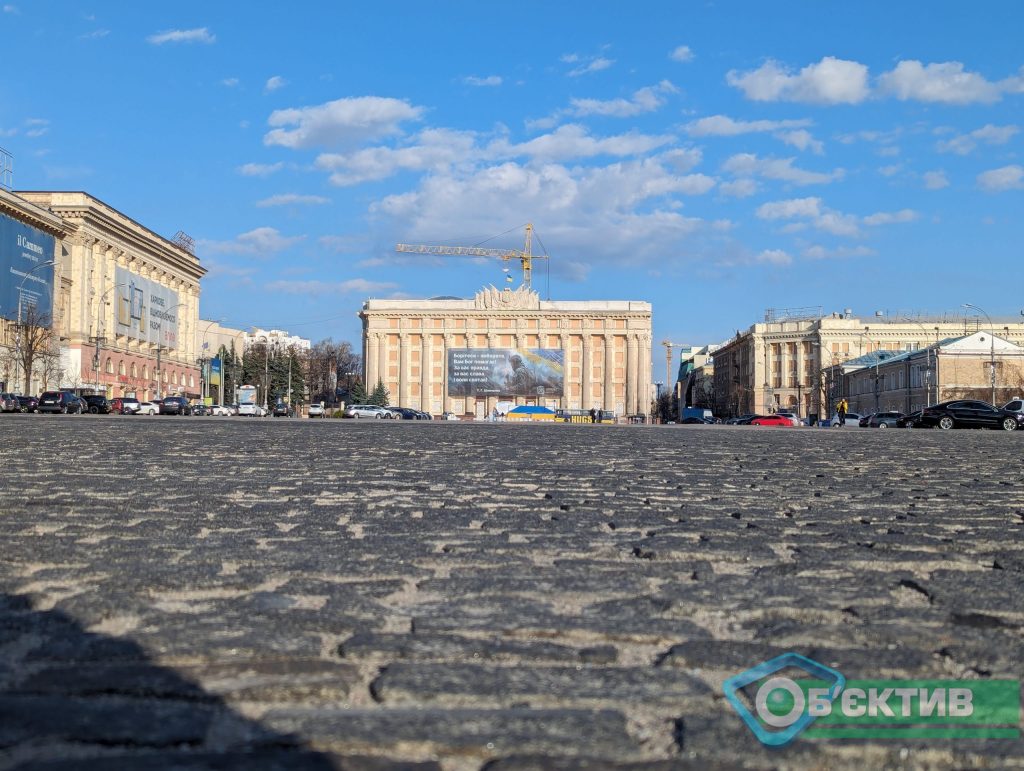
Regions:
[[0, 417, 1022, 769]]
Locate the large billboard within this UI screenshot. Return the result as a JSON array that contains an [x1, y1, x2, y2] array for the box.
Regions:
[[0, 211, 55, 321], [448, 348, 564, 397], [114, 265, 180, 348]]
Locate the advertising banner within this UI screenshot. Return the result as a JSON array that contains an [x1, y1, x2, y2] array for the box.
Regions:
[[114, 265, 179, 348], [447, 348, 564, 397], [0, 212, 55, 321], [209, 357, 221, 387]]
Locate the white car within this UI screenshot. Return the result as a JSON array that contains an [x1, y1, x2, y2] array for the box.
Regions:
[[830, 411, 866, 427], [136, 401, 158, 415], [308, 402, 326, 418], [344, 404, 390, 419], [238, 403, 266, 417], [209, 404, 232, 416]]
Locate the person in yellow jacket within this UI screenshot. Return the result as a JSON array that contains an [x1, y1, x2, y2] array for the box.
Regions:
[[837, 398, 848, 426]]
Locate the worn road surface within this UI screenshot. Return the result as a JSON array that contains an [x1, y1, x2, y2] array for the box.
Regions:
[[0, 417, 1022, 770]]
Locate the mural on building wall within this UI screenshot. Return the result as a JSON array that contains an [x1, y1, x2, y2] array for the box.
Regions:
[[448, 348, 564, 397], [0, 212, 55, 321], [114, 265, 179, 348]]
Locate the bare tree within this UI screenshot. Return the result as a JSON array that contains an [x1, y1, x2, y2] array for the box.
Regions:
[[16, 306, 59, 394]]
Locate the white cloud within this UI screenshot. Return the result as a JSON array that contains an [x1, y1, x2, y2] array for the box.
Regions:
[[464, 75, 502, 87], [803, 244, 876, 259], [1002, 66, 1024, 94], [569, 81, 677, 118], [722, 153, 843, 185], [501, 124, 675, 162], [221, 77, 239, 87], [255, 193, 330, 207], [863, 209, 918, 226], [685, 115, 811, 137], [264, 96, 424, 149], [567, 56, 614, 77], [775, 129, 823, 154], [79, 28, 109, 40], [24, 118, 49, 138], [265, 279, 397, 295], [977, 165, 1024, 192], [264, 75, 287, 93], [237, 162, 283, 177], [719, 179, 759, 198], [878, 60, 1002, 104], [755, 249, 792, 266], [936, 123, 1019, 155], [878, 164, 902, 177], [200, 227, 305, 256], [757, 197, 822, 220], [923, 170, 949, 190], [147, 27, 215, 45], [727, 56, 869, 104], [669, 45, 694, 63], [315, 128, 477, 186]]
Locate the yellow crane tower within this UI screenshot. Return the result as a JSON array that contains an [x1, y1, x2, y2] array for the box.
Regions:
[[661, 340, 692, 396], [396, 223, 547, 290]]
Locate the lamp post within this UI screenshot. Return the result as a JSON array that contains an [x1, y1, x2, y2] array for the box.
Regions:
[[858, 330, 882, 414], [196, 318, 224, 403], [14, 259, 57, 393], [901, 317, 940, 408], [962, 303, 996, 405]]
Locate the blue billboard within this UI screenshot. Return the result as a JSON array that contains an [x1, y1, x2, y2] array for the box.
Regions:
[[0, 211, 56, 321]]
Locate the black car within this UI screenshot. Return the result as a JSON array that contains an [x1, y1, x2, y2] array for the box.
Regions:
[[868, 411, 903, 428], [15, 395, 38, 413], [272, 401, 290, 417], [918, 400, 1022, 431], [83, 395, 112, 414], [191, 403, 210, 417], [896, 410, 924, 428], [159, 396, 191, 415], [726, 414, 760, 425], [37, 391, 84, 414]]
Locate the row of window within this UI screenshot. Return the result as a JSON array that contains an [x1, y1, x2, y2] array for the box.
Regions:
[[102, 357, 194, 388], [385, 318, 632, 331]]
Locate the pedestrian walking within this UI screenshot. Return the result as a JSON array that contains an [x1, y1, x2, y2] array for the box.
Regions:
[[837, 398, 848, 427], [589, 407, 597, 423]]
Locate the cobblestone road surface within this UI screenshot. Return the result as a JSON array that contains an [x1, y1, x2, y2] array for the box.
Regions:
[[1, 417, 1022, 770]]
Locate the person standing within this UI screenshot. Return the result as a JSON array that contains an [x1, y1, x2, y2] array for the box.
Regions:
[[589, 407, 597, 424], [837, 398, 848, 427]]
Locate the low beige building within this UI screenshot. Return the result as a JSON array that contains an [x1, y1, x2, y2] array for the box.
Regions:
[[359, 285, 652, 418], [714, 308, 1024, 419]]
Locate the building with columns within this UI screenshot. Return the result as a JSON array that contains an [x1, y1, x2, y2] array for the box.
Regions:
[[16, 191, 205, 400], [359, 285, 653, 418], [714, 307, 1024, 420]]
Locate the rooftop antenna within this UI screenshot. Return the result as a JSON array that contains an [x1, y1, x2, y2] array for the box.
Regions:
[[172, 230, 196, 256]]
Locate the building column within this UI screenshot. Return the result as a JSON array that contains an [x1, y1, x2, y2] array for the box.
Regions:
[[559, 332, 570, 409], [639, 333, 651, 418], [626, 333, 638, 416], [420, 333, 431, 412], [443, 333, 454, 413], [366, 332, 379, 388], [581, 331, 592, 412], [399, 333, 410, 408], [377, 333, 387, 391], [604, 334, 615, 414]]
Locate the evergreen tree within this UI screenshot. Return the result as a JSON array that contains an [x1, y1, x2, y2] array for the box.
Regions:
[[348, 381, 367, 405], [369, 379, 390, 407]]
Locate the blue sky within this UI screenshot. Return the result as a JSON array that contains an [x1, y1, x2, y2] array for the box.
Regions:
[[2, 2, 1023, 369]]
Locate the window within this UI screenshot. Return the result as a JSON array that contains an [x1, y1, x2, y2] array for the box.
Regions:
[[105, 358, 113, 374], [131, 363, 137, 378], [142, 366, 149, 380], [118, 360, 126, 376]]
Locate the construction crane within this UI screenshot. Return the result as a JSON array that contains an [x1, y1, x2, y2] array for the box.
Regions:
[[660, 340, 692, 395], [396, 223, 547, 290]]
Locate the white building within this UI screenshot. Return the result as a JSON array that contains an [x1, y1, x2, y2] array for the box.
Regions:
[[244, 328, 311, 353]]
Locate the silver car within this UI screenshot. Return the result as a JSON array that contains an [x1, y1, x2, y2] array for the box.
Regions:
[[343, 404, 390, 419]]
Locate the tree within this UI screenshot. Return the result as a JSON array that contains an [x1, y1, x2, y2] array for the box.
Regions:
[[16, 306, 59, 394], [347, 380, 367, 405], [368, 379, 390, 407]]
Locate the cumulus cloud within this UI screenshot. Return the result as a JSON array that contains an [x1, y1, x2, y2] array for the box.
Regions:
[[315, 128, 477, 186], [755, 249, 792, 265], [803, 244, 876, 259], [726, 56, 870, 104], [863, 209, 918, 226], [200, 227, 305, 256], [569, 81, 678, 118], [685, 115, 811, 137], [878, 60, 1001, 104], [464, 75, 502, 87], [669, 45, 694, 63], [255, 193, 330, 207], [936, 123, 1019, 155], [775, 129, 824, 154], [264, 96, 424, 150], [264, 75, 287, 93], [722, 153, 843, 185], [265, 278, 397, 295], [146, 27, 215, 45], [757, 197, 917, 236], [719, 179, 759, 198], [237, 162, 283, 177], [922, 170, 950, 190], [565, 55, 614, 77], [977, 165, 1024, 192], [221, 77, 239, 87]]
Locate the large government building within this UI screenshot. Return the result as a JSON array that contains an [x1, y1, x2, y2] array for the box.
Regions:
[[360, 285, 653, 418]]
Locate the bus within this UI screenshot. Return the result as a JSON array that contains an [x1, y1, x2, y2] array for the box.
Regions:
[[236, 384, 260, 416], [555, 408, 616, 424]]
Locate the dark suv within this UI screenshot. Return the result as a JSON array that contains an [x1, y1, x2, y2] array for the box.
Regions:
[[15, 395, 38, 413], [83, 395, 112, 414], [37, 391, 84, 414], [159, 396, 191, 415]]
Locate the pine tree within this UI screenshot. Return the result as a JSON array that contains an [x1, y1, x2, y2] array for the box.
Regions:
[[348, 381, 367, 405], [369, 379, 390, 407]]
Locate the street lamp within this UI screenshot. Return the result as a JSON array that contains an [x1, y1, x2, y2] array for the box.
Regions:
[[858, 330, 882, 414], [901, 317, 940, 408], [963, 303, 996, 405], [196, 318, 224, 403]]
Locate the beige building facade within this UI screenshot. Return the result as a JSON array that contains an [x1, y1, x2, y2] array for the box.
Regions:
[[360, 285, 653, 418], [17, 191, 206, 401], [714, 309, 1024, 419]]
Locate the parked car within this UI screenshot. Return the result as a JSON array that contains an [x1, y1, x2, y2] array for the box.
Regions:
[[388, 407, 423, 420], [442, 411, 460, 420], [0, 393, 20, 412], [830, 411, 866, 427], [111, 397, 141, 415], [227, 404, 240, 415], [15, 395, 38, 413], [775, 411, 801, 427], [918, 400, 1021, 431], [137, 400, 160, 415], [83, 395, 112, 414], [725, 414, 758, 425], [272, 401, 290, 417], [679, 416, 713, 424], [867, 411, 903, 428], [344, 404, 390, 419], [897, 410, 924, 428], [159, 396, 191, 415], [37, 391, 84, 414], [208, 404, 232, 416], [750, 414, 794, 427], [308, 402, 326, 418], [191, 403, 210, 417]]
